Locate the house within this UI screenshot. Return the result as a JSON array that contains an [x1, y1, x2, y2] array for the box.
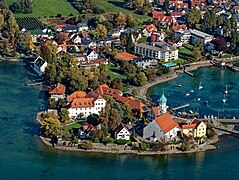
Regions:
[[134, 43, 178, 62], [80, 58, 108, 69], [170, 12, 185, 21], [116, 96, 149, 115], [49, 83, 66, 100], [182, 119, 207, 138], [142, 24, 158, 37], [143, 112, 179, 142], [87, 50, 99, 61], [67, 91, 107, 118], [190, 29, 213, 45], [190, 0, 206, 8], [78, 122, 93, 139], [108, 27, 125, 38], [115, 52, 138, 62], [62, 25, 79, 33], [147, 107, 160, 121], [151, 10, 165, 20], [31, 56, 47, 76], [156, 15, 173, 27], [55, 25, 66, 32], [77, 23, 89, 32], [69, 33, 81, 44], [174, 29, 191, 44], [94, 84, 123, 99], [151, 31, 165, 42], [132, 57, 158, 69], [172, 24, 187, 33], [114, 123, 131, 140]]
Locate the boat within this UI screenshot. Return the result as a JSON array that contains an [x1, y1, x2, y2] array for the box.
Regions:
[[190, 90, 194, 93], [205, 101, 208, 105], [185, 93, 190, 97], [199, 81, 203, 90], [222, 93, 226, 103], [198, 98, 201, 101], [189, 110, 194, 114], [176, 84, 182, 87], [225, 84, 228, 94]]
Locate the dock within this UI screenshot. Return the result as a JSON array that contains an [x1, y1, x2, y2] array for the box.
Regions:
[[26, 82, 43, 86], [184, 71, 194, 77], [171, 103, 190, 111]]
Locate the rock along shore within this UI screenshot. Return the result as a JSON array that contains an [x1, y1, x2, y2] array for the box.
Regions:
[[39, 135, 219, 156]]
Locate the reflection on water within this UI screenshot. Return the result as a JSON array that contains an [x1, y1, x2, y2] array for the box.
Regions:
[[148, 67, 239, 118]]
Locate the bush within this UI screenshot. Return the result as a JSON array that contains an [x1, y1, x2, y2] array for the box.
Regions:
[[116, 139, 127, 145], [180, 140, 190, 151], [207, 129, 216, 139], [101, 137, 114, 145], [78, 140, 92, 150], [139, 142, 148, 151]]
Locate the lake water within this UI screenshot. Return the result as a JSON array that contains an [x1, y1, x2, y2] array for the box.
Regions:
[[1, 62, 239, 180], [148, 67, 239, 118]]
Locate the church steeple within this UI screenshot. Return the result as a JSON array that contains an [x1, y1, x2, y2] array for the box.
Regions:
[[158, 90, 168, 114]]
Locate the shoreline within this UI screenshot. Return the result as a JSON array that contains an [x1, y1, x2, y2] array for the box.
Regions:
[[38, 135, 219, 156], [137, 60, 213, 100]]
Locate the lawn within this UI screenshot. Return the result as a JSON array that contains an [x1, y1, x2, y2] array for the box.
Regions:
[[66, 122, 82, 130], [178, 43, 194, 62], [107, 64, 129, 91], [92, 0, 150, 22], [5, 0, 78, 17]]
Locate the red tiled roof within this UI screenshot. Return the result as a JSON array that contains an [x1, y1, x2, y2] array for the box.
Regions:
[[116, 96, 149, 113], [144, 24, 157, 32], [67, 91, 87, 102], [152, 10, 165, 20], [155, 112, 178, 133], [172, 24, 187, 32], [94, 84, 122, 98], [182, 124, 197, 129], [56, 24, 66, 29], [170, 12, 184, 17], [70, 98, 94, 108], [49, 83, 66, 95], [82, 122, 93, 133], [115, 52, 138, 61], [153, 107, 159, 117], [157, 15, 173, 24], [115, 123, 130, 134], [191, 119, 201, 127]]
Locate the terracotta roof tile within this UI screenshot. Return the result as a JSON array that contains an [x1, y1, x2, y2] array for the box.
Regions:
[[71, 98, 94, 108], [67, 91, 87, 102], [182, 124, 197, 129], [49, 83, 66, 95], [155, 112, 178, 133]]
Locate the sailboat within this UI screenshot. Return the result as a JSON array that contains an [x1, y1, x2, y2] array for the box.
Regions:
[[198, 81, 203, 90], [225, 84, 228, 94], [222, 93, 226, 103]]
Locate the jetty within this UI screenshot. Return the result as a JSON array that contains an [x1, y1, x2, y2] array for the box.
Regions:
[[26, 82, 43, 86], [184, 70, 194, 77], [171, 103, 190, 111]]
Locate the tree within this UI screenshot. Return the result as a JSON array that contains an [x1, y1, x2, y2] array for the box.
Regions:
[[116, 13, 126, 26], [211, 37, 228, 52], [44, 64, 57, 84], [202, 10, 217, 32], [10, 0, 33, 14], [121, 104, 133, 124], [95, 24, 107, 38], [137, 72, 147, 86], [111, 78, 122, 90], [192, 47, 201, 61], [132, 88, 139, 96], [163, 0, 169, 12], [59, 109, 70, 123], [187, 8, 201, 27], [41, 117, 61, 137], [108, 108, 120, 130], [126, 34, 134, 52], [223, 19, 232, 37], [126, 13, 138, 28], [122, 61, 137, 75], [58, 32, 69, 44], [99, 63, 108, 74]]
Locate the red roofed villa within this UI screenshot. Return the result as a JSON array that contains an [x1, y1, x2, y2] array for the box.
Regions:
[[49, 83, 66, 100], [143, 112, 180, 142]]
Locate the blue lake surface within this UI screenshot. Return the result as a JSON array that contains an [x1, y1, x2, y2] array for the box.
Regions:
[[148, 67, 239, 118], [1, 62, 239, 180]]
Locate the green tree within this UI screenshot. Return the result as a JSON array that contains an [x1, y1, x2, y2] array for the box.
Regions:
[[126, 34, 134, 52], [59, 109, 70, 123], [187, 8, 201, 27], [192, 47, 201, 61], [121, 104, 133, 124], [202, 10, 217, 32], [132, 88, 139, 96], [111, 78, 122, 90], [137, 72, 147, 86], [44, 64, 57, 84], [41, 117, 61, 137], [95, 24, 107, 38]]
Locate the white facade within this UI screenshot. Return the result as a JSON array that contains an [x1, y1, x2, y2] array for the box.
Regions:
[[50, 94, 66, 101], [32, 57, 47, 76], [174, 29, 191, 44], [134, 43, 178, 62], [87, 50, 99, 61], [68, 98, 106, 118], [190, 29, 213, 45], [115, 128, 131, 140]]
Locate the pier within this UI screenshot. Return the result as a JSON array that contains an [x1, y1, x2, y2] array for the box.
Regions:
[[171, 103, 190, 111], [26, 82, 43, 86], [184, 71, 194, 77]]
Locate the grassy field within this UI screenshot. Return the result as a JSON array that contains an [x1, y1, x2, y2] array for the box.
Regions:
[[92, 0, 150, 22], [5, 0, 78, 17], [179, 43, 194, 62]]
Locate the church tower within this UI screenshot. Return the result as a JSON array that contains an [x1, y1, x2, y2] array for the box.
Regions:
[[158, 91, 168, 114]]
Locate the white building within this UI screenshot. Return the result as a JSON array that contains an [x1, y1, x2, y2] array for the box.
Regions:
[[134, 43, 178, 62], [132, 57, 158, 69], [174, 29, 191, 44], [77, 23, 89, 32], [143, 112, 179, 142], [31, 56, 47, 76], [114, 123, 131, 140], [190, 29, 213, 45], [87, 50, 99, 61], [67, 91, 106, 118], [49, 83, 66, 100]]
